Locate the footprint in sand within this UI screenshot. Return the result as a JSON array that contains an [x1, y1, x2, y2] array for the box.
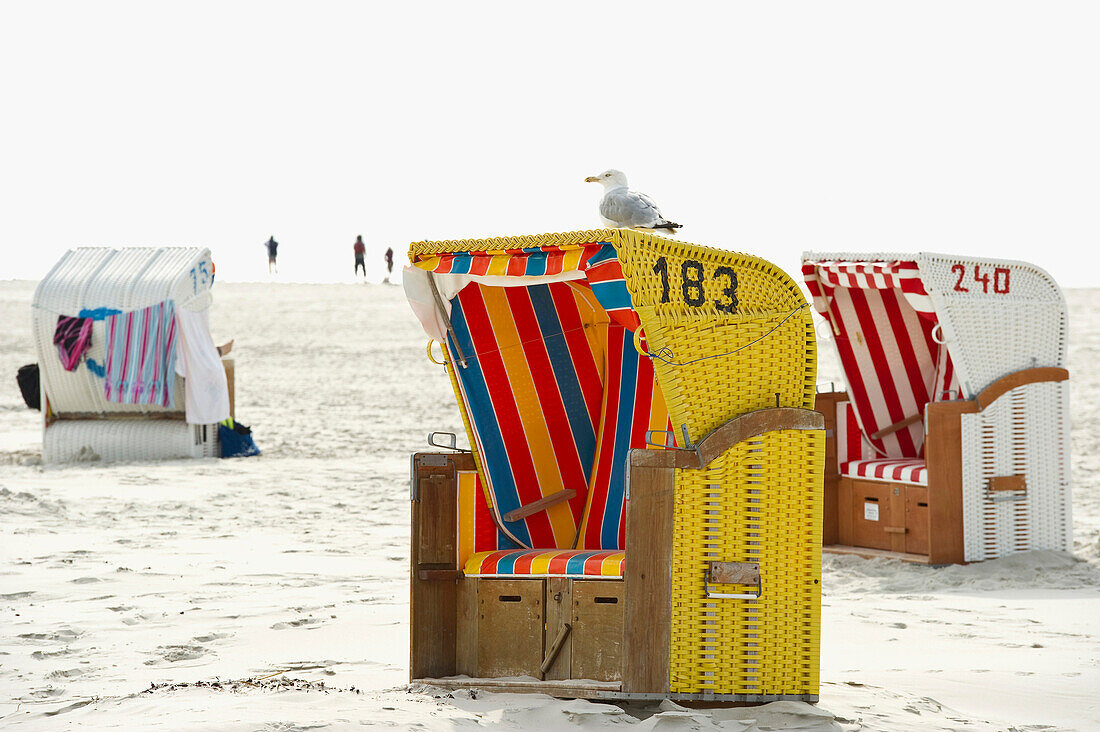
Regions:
[[31, 648, 74, 660], [144, 643, 208, 665], [270, 617, 323, 630], [192, 633, 230, 643]]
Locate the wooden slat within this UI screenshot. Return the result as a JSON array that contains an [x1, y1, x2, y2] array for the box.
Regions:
[[904, 486, 929, 555], [540, 623, 572, 678], [476, 579, 544, 678], [888, 484, 906, 553], [837, 476, 854, 547], [988, 475, 1027, 492], [52, 411, 187, 421], [814, 392, 848, 546], [622, 456, 674, 694], [409, 460, 459, 680], [543, 578, 572, 680], [413, 676, 621, 699], [455, 578, 478, 676], [571, 580, 624, 683], [822, 544, 933, 564], [975, 367, 1068, 411], [417, 476, 456, 565], [503, 489, 576, 523], [924, 400, 977, 565], [222, 358, 235, 420], [417, 568, 461, 581], [869, 411, 922, 441]]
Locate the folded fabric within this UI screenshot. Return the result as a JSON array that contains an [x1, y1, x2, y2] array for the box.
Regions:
[[104, 300, 178, 407], [174, 308, 230, 424], [53, 316, 93, 371]]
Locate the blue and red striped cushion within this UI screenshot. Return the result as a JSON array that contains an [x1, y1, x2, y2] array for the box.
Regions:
[[463, 549, 625, 578]]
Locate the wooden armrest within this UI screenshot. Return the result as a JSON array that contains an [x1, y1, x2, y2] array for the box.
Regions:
[[503, 489, 576, 522], [629, 408, 825, 470], [975, 367, 1069, 411]]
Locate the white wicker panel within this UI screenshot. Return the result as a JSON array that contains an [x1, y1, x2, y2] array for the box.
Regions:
[[32, 247, 212, 416], [960, 381, 1072, 562], [43, 420, 219, 464], [917, 254, 1066, 398]]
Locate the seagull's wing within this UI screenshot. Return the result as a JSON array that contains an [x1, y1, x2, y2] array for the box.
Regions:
[[601, 189, 665, 227]]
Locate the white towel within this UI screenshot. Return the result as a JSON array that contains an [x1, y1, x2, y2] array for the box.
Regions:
[[174, 308, 230, 425]]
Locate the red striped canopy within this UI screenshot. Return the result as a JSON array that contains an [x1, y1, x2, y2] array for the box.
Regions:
[[803, 259, 958, 460]]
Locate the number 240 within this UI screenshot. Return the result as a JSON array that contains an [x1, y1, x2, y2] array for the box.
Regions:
[[952, 264, 1010, 294]]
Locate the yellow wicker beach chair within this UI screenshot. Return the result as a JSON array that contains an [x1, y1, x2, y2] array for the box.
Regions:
[[406, 229, 824, 701]]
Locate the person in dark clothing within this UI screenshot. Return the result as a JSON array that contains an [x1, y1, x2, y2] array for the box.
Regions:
[[354, 235, 366, 277], [384, 246, 394, 283], [264, 236, 279, 274]]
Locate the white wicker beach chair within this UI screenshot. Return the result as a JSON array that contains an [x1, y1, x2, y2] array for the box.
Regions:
[[803, 252, 1070, 563], [33, 247, 226, 464]]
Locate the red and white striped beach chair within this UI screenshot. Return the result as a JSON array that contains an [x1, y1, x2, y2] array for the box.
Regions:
[[803, 253, 1071, 563]]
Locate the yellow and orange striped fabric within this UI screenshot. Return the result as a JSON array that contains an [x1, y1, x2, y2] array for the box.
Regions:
[[463, 549, 625, 578]]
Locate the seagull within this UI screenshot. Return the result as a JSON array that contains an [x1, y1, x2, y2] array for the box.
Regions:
[[584, 169, 682, 233]]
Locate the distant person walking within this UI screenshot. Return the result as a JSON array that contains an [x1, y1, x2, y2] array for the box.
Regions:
[[264, 236, 279, 274], [384, 246, 394, 283], [353, 235, 366, 278]]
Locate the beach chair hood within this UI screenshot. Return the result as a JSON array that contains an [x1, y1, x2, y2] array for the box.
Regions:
[[406, 229, 816, 551], [802, 253, 1067, 459]]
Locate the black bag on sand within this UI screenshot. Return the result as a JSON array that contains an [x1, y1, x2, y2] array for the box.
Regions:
[[17, 363, 40, 411]]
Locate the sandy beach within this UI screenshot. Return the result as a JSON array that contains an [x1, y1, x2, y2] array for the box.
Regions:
[[2, 279, 1098, 730]]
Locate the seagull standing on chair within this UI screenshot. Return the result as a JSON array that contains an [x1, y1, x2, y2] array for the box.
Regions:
[[584, 169, 682, 233]]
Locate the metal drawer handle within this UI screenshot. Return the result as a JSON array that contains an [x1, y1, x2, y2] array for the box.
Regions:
[[704, 561, 762, 600]]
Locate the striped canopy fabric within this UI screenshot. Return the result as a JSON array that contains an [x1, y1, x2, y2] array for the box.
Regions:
[[806, 260, 935, 317], [447, 281, 602, 549], [576, 324, 670, 550], [445, 280, 669, 550], [411, 237, 668, 551], [415, 242, 641, 331], [803, 259, 959, 459]]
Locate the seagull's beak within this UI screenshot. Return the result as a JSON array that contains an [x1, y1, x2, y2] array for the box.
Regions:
[[584, 176, 600, 183]]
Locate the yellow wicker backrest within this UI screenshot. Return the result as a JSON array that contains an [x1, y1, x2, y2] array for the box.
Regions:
[[615, 230, 822, 697], [613, 229, 815, 444]]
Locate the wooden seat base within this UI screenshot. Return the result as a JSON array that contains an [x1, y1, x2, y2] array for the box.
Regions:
[[457, 577, 624, 682]]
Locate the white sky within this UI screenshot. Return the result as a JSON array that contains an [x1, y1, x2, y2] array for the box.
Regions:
[[2, 2, 1098, 287]]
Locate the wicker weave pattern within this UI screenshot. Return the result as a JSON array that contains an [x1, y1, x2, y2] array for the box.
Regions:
[[615, 230, 816, 443], [960, 381, 1072, 561], [43, 419, 217, 463], [919, 254, 1066, 398], [669, 430, 823, 695], [408, 229, 618, 261]]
